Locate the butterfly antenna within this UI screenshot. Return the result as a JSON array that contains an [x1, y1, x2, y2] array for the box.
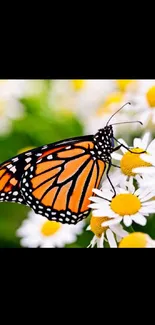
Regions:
[[106, 102, 131, 126], [112, 120, 143, 126]]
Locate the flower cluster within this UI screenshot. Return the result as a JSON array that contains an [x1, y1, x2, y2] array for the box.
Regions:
[[87, 133, 155, 248]]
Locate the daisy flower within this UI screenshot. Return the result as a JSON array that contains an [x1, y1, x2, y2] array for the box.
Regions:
[[87, 216, 128, 248], [111, 132, 153, 185], [89, 181, 155, 228], [16, 211, 85, 248], [119, 232, 155, 248]]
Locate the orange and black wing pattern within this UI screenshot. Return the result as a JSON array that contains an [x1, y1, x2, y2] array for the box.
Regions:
[[0, 156, 28, 205], [20, 137, 106, 224]]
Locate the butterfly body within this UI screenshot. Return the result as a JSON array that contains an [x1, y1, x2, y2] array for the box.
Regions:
[[0, 126, 115, 224]]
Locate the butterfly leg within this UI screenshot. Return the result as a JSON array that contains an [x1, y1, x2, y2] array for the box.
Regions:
[[106, 161, 116, 198], [113, 137, 146, 154]]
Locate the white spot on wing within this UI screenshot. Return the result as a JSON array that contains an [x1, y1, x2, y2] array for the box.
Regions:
[[13, 191, 18, 196], [12, 158, 19, 162], [10, 166, 16, 173], [47, 155, 53, 160], [7, 164, 13, 169], [25, 158, 32, 163]]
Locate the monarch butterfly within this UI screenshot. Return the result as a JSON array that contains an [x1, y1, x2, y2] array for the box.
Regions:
[[0, 103, 143, 224]]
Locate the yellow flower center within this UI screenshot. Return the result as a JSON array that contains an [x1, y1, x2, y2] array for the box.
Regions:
[[71, 80, 86, 91], [41, 220, 61, 237], [116, 80, 137, 92], [90, 216, 111, 238], [111, 194, 141, 216], [146, 86, 155, 107], [18, 146, 35, 154], [119, 232, 148, 248], [97, 92, 124, 116], [120, 148, 151, 176]]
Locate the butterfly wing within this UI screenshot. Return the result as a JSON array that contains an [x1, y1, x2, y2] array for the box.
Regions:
[[20, 137, 106, 224], [0, 157, 28, 204]]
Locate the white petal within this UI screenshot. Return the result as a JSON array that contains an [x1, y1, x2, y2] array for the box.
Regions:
[[141, 192, 155, 202], [92, 210, 112, 217], [142, 201, 155, 207], [117, 139, 128, 154], [89, 196, 104, 203], [127, 178, 135, 193], [140, 110, 150, 125], [134, 188, 141, 197], [152, 112, 155, 124], [88, 236, 97, 248], [134, 138, 143, 148], [139, 207, 155, 214], [123, 216, 132, 227], [86, 225, 91, 231], [142, 132, 151, 149], [92, 188, 112, 200], [139, 188, 153, 200], [106, 229, 117, 248], [110, 224, 128, 238], [140, 154, 154, 165], [101, 217, 122, 227], [133, 167, 155, 174], [131, 213, 147, 226], [97, 233, 104, 248], [147, 139, 155, 154], [111, 152, 122, 161]]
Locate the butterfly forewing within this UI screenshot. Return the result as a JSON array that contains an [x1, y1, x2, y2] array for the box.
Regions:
[[20, 138, 106, 224]]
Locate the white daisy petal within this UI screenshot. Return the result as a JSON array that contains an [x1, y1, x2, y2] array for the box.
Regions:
[[123, 216, 132, 227], [139, 207, 155, 214], [139, 188, 153, 200], [134, 138, 143, 148], [142, 201, 155, 207], [92, 188, 112, 200], [131, 213, 147, 226], [111, 152, 123, 161], [110, 224, 128, 238], [97, 233, 104, 248], [134, 188, 142, 197], [147, 139, 155, 153], [92, 210, 111, 217], [140, 154, 154, 164], [117, 139, 128, 154], [133, 167, 155, 174], [140, 110, 150, 125], [142, 132, 151, 149], [127, 178, 135, 193], [89, 197, 103, 203], [101, 217, 122, 227], [141, 192, 155, 202], [106, 229, 117, 248]]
